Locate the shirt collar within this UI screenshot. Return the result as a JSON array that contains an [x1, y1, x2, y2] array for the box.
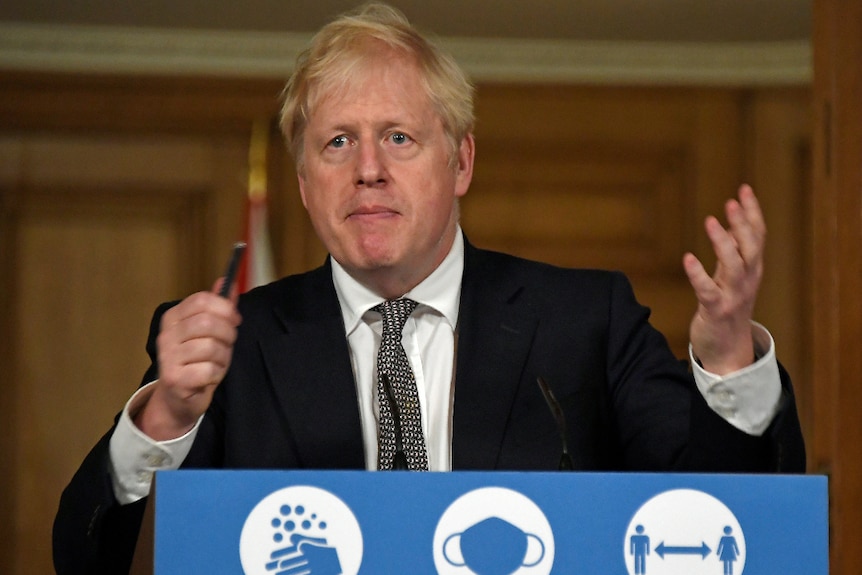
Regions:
[[331, 228, 464, 334]]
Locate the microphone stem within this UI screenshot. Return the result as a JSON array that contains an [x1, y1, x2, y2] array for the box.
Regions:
[[537, 376, 575, 471]]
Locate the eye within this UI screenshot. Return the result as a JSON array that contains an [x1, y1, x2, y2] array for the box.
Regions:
[[328, 135, 349, 149], [389, 132, 411, 145]]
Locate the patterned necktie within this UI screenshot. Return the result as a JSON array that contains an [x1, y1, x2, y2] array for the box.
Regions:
[[374, 298, 429, 471]]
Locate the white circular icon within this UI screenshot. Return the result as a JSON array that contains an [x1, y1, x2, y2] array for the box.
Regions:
[[433, 486, 554, 575], [239, 485, 363, 575], [623, 488, 745, 575]]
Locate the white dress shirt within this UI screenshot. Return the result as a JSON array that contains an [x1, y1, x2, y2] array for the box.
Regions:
[[330, 229, 463, 472], [109, 228, 780, 503]]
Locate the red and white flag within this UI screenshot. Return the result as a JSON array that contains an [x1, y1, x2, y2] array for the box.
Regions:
[[237, 121, 276, 293], [237, 193, 276, 293]]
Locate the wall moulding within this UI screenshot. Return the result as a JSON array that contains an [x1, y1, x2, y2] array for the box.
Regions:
[[0, 23, 811, 86]]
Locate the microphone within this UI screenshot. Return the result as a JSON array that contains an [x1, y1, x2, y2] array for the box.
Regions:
[[537, 376, 574, 471], [381, 373, 409, 470]]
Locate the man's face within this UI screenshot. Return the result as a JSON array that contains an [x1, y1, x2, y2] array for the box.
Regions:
[[298, 51, 474, 297]]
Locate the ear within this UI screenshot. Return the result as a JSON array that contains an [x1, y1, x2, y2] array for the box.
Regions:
[[453, 133, 475, 198], [297, 170, 310, 209]]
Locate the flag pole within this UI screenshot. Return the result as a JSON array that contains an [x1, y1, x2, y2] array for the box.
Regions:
[[238, 119, 276, 293], [248, 119, 268, 202]]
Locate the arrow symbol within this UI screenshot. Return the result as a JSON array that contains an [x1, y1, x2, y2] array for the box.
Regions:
[[655, 541, 711, 559]]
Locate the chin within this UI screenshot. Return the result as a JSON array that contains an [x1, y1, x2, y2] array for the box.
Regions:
[[351, 238, 400, 265], [336, 248, 395, 272]]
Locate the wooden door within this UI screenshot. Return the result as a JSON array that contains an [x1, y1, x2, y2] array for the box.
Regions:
[[0, 131, 254, 573]]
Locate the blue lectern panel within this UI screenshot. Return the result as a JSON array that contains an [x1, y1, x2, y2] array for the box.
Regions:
[[154, 470, 826, 575]]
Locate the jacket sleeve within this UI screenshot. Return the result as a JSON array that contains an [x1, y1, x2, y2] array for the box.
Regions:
[[52, 432, 148, 575], [605, 271, 805, 472], [52, 303, 172, 574]]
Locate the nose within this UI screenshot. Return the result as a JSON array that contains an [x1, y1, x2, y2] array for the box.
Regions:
[[354, 141, 386, 187]]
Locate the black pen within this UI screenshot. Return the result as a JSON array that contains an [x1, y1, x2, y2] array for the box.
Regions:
[[218, 241, 247, 298]]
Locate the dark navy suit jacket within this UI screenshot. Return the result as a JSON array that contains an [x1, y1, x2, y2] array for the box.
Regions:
[[53, 239, 806, 574]]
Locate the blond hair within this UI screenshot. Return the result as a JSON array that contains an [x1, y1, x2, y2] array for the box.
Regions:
[[279, 3, 474, 168]]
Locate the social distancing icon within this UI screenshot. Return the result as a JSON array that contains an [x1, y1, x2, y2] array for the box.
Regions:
[[623, 488, 745, 575]]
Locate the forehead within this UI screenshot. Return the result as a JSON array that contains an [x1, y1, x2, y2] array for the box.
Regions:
[[307, 50, 435, 126]]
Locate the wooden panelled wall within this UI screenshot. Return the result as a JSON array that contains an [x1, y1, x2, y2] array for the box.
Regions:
[[812, 0, 862, 573], [0, 72, 816, 573]]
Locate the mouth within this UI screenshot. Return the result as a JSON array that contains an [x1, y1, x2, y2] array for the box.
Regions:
[[347, 205, 399, 220]]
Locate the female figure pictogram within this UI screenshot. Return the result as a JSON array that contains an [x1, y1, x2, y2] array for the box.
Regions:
[[716, 525, 740, 575]]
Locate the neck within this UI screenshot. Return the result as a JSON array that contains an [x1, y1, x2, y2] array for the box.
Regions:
[[356, 262, 438, 300], [353, 228, 459, 300]]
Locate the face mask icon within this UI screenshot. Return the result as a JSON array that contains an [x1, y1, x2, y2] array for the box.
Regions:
[[443, 516, 546, 575]]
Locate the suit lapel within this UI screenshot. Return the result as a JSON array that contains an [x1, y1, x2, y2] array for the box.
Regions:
[[453, 242, 539, 469], [257, 263, 366, 469], [250, 245, 540, 471]]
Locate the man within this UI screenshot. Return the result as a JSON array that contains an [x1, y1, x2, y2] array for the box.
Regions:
[[53, 3, 805, 573]]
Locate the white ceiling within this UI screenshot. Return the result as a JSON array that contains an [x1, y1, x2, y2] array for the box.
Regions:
[[0, 0, 811, 43]]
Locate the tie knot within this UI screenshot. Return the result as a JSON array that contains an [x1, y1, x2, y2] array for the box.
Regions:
[[373, 298, 418, 335]]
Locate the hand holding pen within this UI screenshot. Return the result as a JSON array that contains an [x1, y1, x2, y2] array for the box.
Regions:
[[133, 243, 246, 441]]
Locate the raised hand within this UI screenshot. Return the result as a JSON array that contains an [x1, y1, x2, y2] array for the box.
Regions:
[[682, 184, 764, 375], [133, 279, 241, 440]]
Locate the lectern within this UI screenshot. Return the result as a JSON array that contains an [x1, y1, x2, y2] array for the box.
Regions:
[[132, 470, 827, 574]]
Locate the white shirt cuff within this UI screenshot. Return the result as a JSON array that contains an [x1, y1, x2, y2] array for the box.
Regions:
[[689, 322, 782, 436], [108, 381, 202, 504]]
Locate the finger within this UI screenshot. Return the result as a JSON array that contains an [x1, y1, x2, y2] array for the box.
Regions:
[[172, 310, 239, 346], [704, 216, 745, 280], [158, 348, 233, 394], [162, 291, 240, 333], [725, 188, 765, 266], [737, 184, 766, 237], [157, 323, 237, 372], [722, 202, 756, 266], [682, 252, 720, 306], [157, 308, 239, 390], [162, 291, 228, 323], [170, 336, 235, 369]]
